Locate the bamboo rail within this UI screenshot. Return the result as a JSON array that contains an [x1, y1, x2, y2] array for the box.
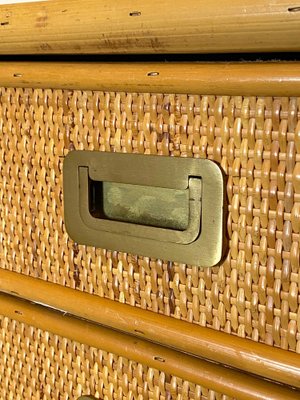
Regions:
[[0, 269, 299, 389], [0, 62, 300, 96], [0, 292, 299, 400], [0, 0, 300, 54]]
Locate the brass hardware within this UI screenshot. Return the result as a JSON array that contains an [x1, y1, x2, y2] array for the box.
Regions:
[[79, 167, 201, 244], [64, 152, 225, 267], [102, 181, 190, 230]]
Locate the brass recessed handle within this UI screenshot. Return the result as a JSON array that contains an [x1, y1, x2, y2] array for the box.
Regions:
[[64, 152, 225, 267], [78, 166, 202, 245]]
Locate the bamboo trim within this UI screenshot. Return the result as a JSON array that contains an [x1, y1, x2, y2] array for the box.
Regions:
[[0, 292, 298, 400], [0, 269, 299, 389], [0, 0, 300, 54], [0, 62, 300, 96]]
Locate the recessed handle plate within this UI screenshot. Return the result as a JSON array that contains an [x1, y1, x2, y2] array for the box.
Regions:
[[63, 152, 225, 267]]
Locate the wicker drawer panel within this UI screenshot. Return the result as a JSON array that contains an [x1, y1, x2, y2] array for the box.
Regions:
[[0, 87, 299, 352], [0, 315, 233, 400]]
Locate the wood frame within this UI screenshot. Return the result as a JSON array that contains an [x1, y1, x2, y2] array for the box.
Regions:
[[0, 62, 300, 95], [0, 0, 300, 54]]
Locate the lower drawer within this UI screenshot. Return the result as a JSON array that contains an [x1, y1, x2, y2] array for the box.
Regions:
[[1, 316, 229, 400], [0, 292, 298, 400]]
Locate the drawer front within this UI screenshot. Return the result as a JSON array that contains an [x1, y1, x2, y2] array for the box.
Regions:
[[0, 85, 299, 352]]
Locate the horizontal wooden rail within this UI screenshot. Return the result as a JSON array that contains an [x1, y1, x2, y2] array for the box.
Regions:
[[0, 0, 300, 54], [0, 269, 299, 389], [0, 292, 299, 400], [0, 62, 300, 96]]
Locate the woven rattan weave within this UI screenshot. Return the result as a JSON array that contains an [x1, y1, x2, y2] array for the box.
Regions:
[[0, 88, 299, 354]]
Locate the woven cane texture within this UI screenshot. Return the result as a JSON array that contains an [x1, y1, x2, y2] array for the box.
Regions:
[[0, 315, 232, 400], [0, 88, 299, 352]]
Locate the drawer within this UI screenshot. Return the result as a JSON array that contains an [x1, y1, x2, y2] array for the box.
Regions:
[[0, 62, 299, 398]]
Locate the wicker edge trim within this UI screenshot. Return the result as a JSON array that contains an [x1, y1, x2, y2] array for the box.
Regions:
[[0, 269, 299, 389], [0, 62, 300, 96], [0, 291, 298, 400]]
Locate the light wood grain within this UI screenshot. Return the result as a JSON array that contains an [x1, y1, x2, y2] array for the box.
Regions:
[[0, 0, 300, 54], [1, 62, 300, 95]]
